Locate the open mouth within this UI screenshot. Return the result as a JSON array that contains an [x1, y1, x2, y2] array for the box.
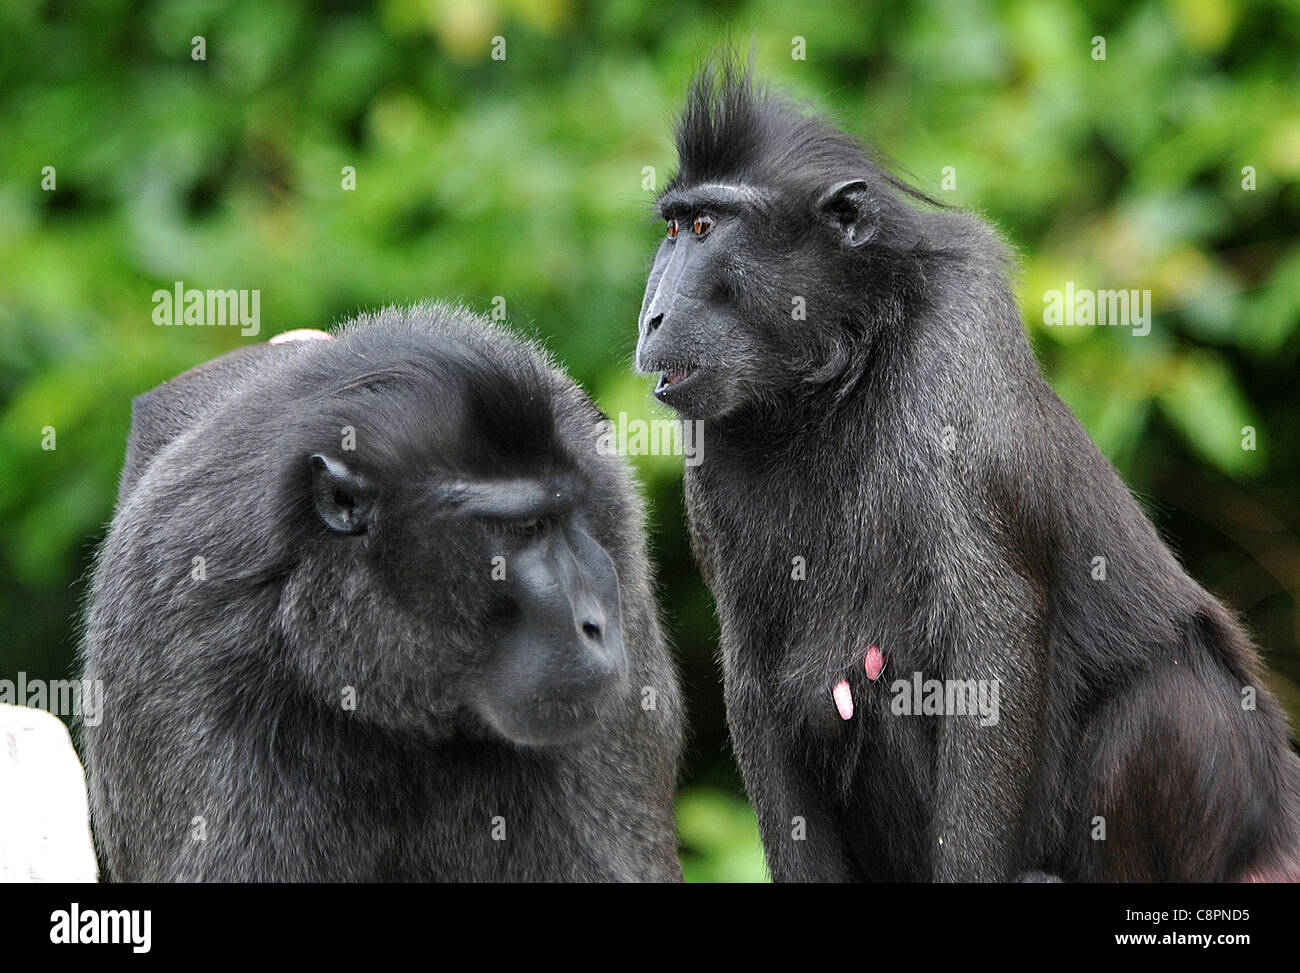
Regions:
[[654, 366, 696, 397]]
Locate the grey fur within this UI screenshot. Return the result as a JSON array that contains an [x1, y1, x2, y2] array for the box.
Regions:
[[638, 64, 1300, 882], [81, 303, 683, 882]]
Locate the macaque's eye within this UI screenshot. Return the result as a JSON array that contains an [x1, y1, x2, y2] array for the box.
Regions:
[[692, 216, 712, 237], [489, 515, 552, 541], [516, 517, 548, 539], [666, 219, 679, 239]]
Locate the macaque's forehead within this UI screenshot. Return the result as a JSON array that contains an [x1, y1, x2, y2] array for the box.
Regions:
[[427, 387, 581, 484], [306, 345, 588, 502], [657, 181, 768, 217]]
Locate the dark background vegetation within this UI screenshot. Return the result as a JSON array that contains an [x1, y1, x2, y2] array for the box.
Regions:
[[2, 0, 1298, 881]]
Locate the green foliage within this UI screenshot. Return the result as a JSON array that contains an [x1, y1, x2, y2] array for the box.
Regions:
[[2, 0, 1298, 881], [676, 787, 768, 883]]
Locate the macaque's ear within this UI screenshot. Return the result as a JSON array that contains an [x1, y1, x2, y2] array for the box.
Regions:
[[817, 179, 877, 247], [309, 454, 374, 534]]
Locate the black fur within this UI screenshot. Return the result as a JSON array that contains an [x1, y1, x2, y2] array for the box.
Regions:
[[637, 62, 1300, 882], [81, 303, 683, 881]]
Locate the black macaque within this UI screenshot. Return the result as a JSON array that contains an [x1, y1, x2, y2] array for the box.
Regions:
[[82, 304, 683, 882], [635, 62, 1300, 882]]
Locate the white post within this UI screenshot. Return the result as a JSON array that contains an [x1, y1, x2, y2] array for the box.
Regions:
[[0, 703, 98, 882]]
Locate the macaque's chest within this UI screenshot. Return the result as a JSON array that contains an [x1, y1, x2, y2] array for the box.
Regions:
[[777, 641, 938, 768], [724, 615, 938, 760], [692, 468, 943, 739]]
